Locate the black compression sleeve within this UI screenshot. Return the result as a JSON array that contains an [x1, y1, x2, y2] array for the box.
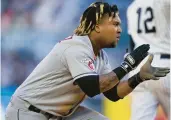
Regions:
[[103, 83, 121, 102], [113, 66, 127, 80], [74, 75, 100, 97]]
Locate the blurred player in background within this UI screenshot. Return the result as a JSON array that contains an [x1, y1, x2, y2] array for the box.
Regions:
[[5, 2, 169, 120], [127, 0, 170, 119]]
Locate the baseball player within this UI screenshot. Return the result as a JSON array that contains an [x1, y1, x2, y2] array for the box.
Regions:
[[127, 0, 170, 119], [5, 2, 169, 120]]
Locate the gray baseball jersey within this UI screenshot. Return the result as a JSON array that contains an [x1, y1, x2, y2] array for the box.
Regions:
[[13, 35, 112, 117]]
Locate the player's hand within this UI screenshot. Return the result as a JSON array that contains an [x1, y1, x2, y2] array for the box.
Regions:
[[139, 54, 170, 80], [121, 44, 150, 73]]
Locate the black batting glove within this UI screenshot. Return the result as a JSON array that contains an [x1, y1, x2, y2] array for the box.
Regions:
[[121, 44, 150, 73]]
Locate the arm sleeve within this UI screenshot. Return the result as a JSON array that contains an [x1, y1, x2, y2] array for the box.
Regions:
[[63, 46, 98, 81], [103, 83, 122, 102]]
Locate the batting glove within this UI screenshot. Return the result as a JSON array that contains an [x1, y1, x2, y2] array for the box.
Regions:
[[121, 44, 150, 73]]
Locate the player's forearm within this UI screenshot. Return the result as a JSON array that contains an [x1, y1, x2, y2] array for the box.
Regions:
[[116, 81, 133, 98], [103, 73, 144, 101], [99, 72, 137, 96], [117, 73, 144, 98], [99, 71, 120, 93]]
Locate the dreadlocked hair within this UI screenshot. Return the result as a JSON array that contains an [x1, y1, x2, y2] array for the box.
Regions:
[[74, 2, 118, 36]]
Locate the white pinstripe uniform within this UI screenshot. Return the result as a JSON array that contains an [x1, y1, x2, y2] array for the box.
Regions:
[[127, 0, 170, 119], [5, 35, 111, 120]]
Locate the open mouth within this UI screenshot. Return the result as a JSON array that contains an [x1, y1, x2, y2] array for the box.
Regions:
[[116, 37, 120, 40], [116, 35, 120, 40]]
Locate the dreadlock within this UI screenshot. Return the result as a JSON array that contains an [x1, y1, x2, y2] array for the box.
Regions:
[[74, 2, 118, 36]]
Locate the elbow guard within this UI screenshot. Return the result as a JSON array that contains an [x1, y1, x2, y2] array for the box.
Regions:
[[74, 75, 100, 97], [103, 83, 122, 102]]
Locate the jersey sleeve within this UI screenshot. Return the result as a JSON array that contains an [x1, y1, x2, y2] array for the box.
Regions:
[[62, 46, 98, 81], [101, 50, 112, 74]]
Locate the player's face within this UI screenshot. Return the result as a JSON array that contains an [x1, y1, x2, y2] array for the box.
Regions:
[[99, 12, 122, 48]]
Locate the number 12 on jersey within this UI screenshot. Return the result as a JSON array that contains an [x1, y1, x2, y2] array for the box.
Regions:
[[137, 7, 156, 34]]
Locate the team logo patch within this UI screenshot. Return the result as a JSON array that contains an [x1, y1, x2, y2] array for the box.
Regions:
[[81, 58, 95, 71], [88, 60, 95, 70]]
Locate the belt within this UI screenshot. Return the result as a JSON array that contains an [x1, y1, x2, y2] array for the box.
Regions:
[[28, 105, 63, 120], [160, 54, 170, 59], [10, 96, 63, 120]]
